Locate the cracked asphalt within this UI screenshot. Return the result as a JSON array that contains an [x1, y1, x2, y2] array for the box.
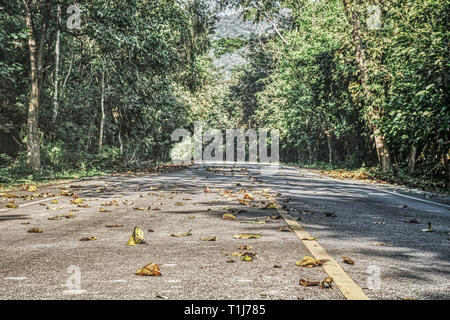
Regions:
[[0, 164, 449, 300]]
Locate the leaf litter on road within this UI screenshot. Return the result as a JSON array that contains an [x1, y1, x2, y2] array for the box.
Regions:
[[126, 227, 146, 246], [200, 236, 218, 241], [222, 213, 236, 220], [296, 256, 329, 268], [343, 257, 355, 265], [233, 234, 261, 240], [135, 262, 162, 276], [171, 229, 192, 237], [80, 236, 97, 241]]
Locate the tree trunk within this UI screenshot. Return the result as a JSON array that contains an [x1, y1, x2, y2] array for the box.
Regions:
[[52, 4, 61, 127], [326, 132, 333, 164], [407, 145, 417, 175], [342, 0, 393, 171], [98, 71, 105, 152], [23, 0, 48, 171]]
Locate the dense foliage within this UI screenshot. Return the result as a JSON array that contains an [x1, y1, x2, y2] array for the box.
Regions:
[[219, 0, 449, 189], [1, 0, 449, 190]]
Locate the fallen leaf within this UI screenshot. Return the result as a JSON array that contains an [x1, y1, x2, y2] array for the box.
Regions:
[[70, 198, 84, 205], [301, 237, 317, 241], [27, 227, 43, 233], [296, 256, 329, 268], [156, 294, 168, 299], [5, 202, 18, 209], [343, 257, 355, 265], [101, 200, 119, 206], [237, 245, 253, 250], [64, 212, 76, 219], [171, 229, 192, 237], [48, 215, 62, 220], [372, 242, 394, 247], [204, 187, 211, 193], [320, 277, 334, 289], [187, 215, 195, 219], [80, 236, 97, 241], [238, 199, 251, 206], [273, 264, 281, 268], [51, 199, 59, 204], [226, 259, 235, 263], [243, 193, 254, 200], [136, 206, 151, 211], [28, 185, 37, 192], [222, 213, 236, 220], [279, 227, 293, 232], [200, 236, 218, 241], [60, 190, 72, 196], [135, 262, 162, 276], [299, 279, 320, 287], [264, 202, 278, 210], [229, 252, 245, 257], [241, 252, 256, 262], [100, 207, 112, 212], [402, 219, 420, 224], [175, 202, 184, 206], [46, 206, 63, 210], [105, 224, 123, 228], [126, 227, 145, 246], [233, 234, 261, 240]]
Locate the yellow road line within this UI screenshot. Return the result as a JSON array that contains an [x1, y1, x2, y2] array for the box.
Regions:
[[280, 211, 369, 300]]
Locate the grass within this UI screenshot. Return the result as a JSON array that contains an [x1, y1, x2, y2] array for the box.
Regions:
[[0, 167, 114, 191], [0, 162, 190, 191]]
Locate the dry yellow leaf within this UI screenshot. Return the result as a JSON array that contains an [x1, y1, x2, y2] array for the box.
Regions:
[[296, 256, 329, 268], [5, 202, 18, 209], [126, 227, 145, 246], [233, 234, 261, 240], [136, 262, 162, 276], [222, 213, 236, 220], [171, 229, 192, 237], [71, 198, 84, 205]]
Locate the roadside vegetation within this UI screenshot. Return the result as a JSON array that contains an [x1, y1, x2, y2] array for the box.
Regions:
[[1, 1, 448, 192]]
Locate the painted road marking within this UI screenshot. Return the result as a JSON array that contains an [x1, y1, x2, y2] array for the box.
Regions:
[[0, 196, 63, 213], [280, 210, 369, 300], [297, 168, 450, 209]]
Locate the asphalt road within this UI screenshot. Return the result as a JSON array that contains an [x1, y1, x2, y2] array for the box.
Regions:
[[0, 164, 449, 300]]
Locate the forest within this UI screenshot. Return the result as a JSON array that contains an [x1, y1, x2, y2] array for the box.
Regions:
[[0, 0, 449, 191]]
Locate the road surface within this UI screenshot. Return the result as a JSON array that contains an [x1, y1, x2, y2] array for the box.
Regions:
[[0, 164, 449, 300]]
